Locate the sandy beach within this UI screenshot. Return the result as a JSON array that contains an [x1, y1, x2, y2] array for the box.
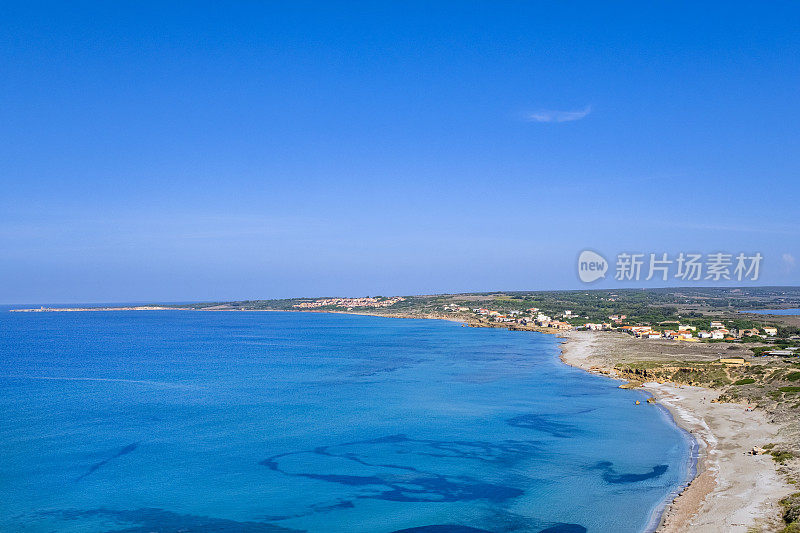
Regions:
[[9, 305, 796, 530], [561, 331, 793, 532]]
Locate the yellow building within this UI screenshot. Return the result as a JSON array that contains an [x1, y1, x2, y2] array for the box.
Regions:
[[716, 358, 750, 367]]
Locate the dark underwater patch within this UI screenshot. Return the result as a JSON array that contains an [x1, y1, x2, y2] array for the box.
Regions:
[[261, 434, 531, 504], [42, 508, 302, 532], [311, 500, 354, 512], [272, 471, 522, 503], [538, 523, 588, 533], [76, 442, 140, 481], [379, 475, 523, 503], [350, 365, 405, 377], [300, 473, 388, 486], [590, 461, 669, 484], [260, 499, 355, 521], [506, 414, 580, 438], [391, 526, 493, 533]]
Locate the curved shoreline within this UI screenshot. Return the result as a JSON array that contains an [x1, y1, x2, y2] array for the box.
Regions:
[[8, 306, 792, 530], [642, 383, 717, 532], [641, 400, 700, 533], [559, 330, 791, 532], [556, 335, 699, 533]]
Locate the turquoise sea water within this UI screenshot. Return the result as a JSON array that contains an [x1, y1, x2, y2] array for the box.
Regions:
[[0, 311, 694, 533], [744, 308, 800, 315]]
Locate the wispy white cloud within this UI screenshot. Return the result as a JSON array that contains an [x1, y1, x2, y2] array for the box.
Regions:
[[783, 253, 796, 272], [527, 106, 592, 123]]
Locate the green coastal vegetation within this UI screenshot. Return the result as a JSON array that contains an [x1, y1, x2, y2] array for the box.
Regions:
[[178, 286, 800, 341], [782, 492, 800, 532], [614, 359, 800, 408]]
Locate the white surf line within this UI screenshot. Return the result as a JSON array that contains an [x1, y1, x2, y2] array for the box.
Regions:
[[1, 375, 197, 388]]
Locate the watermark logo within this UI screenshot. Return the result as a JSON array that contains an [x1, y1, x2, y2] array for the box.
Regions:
[[578, 251, 763, 283], [578, 250, 608, 283]]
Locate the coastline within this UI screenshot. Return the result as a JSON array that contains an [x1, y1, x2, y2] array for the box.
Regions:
[[8, 305, 793, 530], [560, 330, 792, 533], [5, 305, 743, 532], [6, 306, 563, 334]]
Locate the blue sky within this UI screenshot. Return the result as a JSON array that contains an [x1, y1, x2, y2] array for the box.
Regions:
[[2, 2, 799, 303]]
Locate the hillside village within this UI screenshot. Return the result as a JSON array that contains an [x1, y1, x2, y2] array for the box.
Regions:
[[292, 296, 405, 310], [181, 287, 800, 357], [441, 302, 799, 357]]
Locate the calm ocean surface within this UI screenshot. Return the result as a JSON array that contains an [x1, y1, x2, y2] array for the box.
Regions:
[[0, 311, 694, 533]]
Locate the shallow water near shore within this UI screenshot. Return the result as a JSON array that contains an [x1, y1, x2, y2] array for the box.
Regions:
[[0, 311, 693, 532]]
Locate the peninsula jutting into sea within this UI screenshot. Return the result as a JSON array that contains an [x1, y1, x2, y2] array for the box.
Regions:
[[8, 286, 800, 531]]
